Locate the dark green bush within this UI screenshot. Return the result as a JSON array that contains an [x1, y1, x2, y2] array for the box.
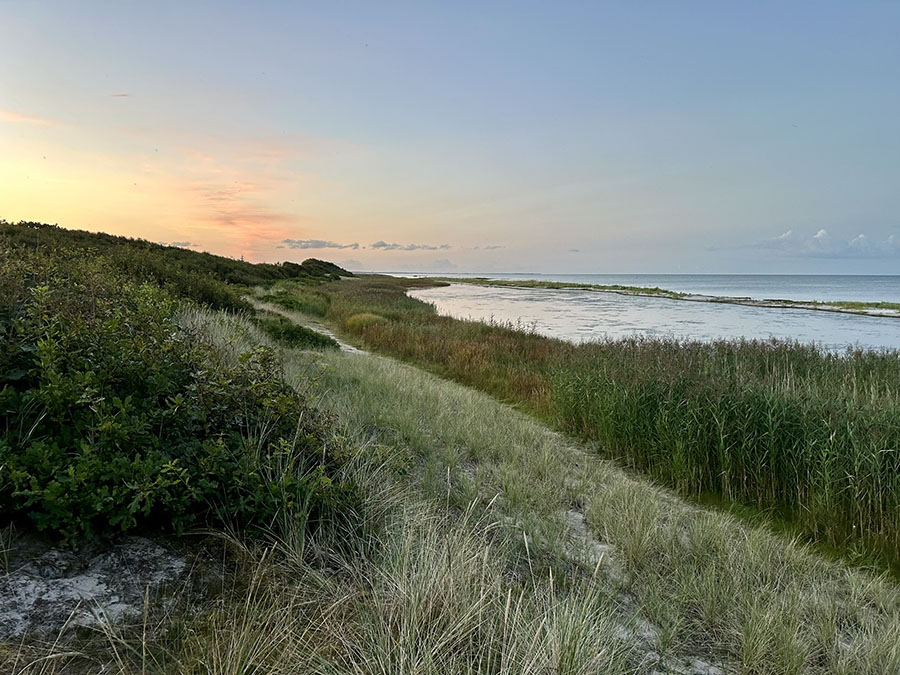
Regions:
[[0, 245, 355, 543], [255, 313, 339, 350]]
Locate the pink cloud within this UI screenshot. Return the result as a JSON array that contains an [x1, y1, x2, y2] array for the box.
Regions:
[[157, 134, 346, 261], [0, 109, 56, 126], [177, 171, 311, 261]]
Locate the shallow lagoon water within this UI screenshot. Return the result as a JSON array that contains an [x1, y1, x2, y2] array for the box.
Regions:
[[408, 283, 900, 352], [406, 273, 900, 303]]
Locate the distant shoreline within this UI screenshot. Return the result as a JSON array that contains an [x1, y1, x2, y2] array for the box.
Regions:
[[423, 276, 900, 320]]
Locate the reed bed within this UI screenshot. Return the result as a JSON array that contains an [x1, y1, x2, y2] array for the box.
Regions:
[[553, 338, 900, 560]]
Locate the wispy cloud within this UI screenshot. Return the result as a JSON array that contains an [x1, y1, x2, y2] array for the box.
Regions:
[[110, 93, 130, 97], [186, 180, 300, 258], [0, 109, 56, 126], [174, 147, 314, 259], [753, 229, 900, 258], [370, 241, 451, 251], [420, 258, 458, 271], [282, 239, 360, 250]]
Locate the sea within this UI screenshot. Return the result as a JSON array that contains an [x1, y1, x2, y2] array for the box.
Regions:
[[401, 274, 900, 352]]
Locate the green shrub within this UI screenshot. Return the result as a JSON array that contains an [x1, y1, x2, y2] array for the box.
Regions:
[[345, 312, 388, 332], [0, 245, 355, 544], [0, 221, 351, 312], [254, 314, 338, 350]]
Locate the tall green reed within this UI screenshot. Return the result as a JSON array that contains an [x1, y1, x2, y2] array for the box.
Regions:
[[552, 337, 900, 560]]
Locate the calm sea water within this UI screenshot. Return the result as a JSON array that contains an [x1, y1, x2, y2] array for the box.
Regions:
[[404, 273, 900, 303], [403, 275, 900, 352]]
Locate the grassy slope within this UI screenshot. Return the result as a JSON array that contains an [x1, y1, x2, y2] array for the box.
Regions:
[[307, 331, 900, 673], [156, 309, 900, 672], [0, 220, 351, 312], [0, 220, 351, 284], [319, 275, 900, 573]]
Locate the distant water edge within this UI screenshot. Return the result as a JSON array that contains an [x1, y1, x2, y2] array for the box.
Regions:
[[405, 278, 900, 352], [393, 273, 900, 305]]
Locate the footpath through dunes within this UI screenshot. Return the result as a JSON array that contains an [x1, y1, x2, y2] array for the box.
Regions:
[[236, 307, 900, 673]]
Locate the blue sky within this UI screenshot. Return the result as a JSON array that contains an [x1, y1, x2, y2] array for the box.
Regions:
[[2, 1, 899, 272]]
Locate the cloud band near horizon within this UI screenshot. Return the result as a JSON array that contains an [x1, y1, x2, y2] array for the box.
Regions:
[[755, 229, 900, 259], [281, 239, 452, 251]]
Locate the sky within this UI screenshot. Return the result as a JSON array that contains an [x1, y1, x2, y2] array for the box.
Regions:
[[2, 1, 899, 273]]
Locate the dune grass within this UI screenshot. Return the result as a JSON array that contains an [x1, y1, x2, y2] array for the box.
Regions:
[[164, 308, 640, 674]]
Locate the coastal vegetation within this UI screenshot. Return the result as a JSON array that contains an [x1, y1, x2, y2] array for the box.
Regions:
[[304, 342, 900, 674], [260, 282, 333, 317], [4, 221, 900, 673], [54, 300, 898, 673], [0, 225, 355, 546], [0, 221, 349, 312], [254, 310, 339, 349], [429, 276, 687, 298], [813, 299, 900, 312], [322, 275, 900, 570]]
